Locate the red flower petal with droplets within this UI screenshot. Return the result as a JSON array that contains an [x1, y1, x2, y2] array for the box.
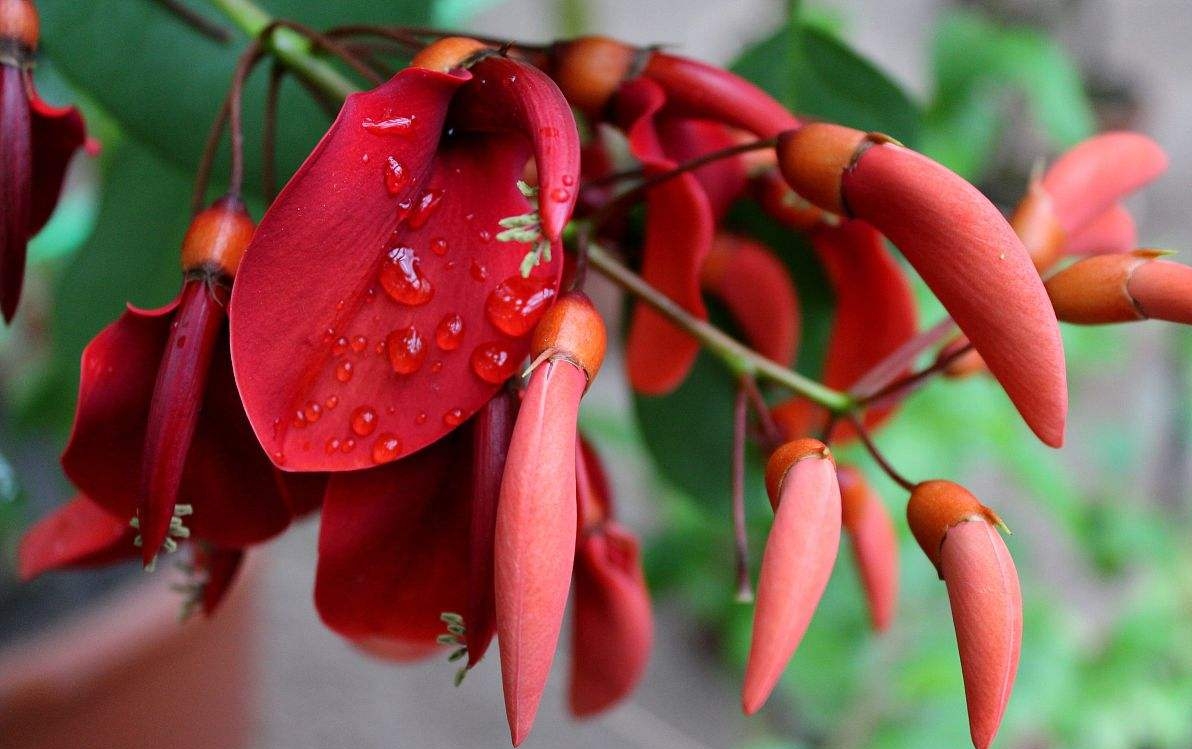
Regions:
[[702, 233, 800, 366], [315, 429, 470, 649], [230, 67, 566, 471], [615, 78, 714, 395], [18, 496, 137, 581]]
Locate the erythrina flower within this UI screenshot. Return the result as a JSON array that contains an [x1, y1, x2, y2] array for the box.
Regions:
[[743, 439, 841, 715], [0, 0, 90, 322], [776, 124, 1068, 447], [907, 481, 1021, 749], [495, 292, 606, 746], [228, 40, 579, 472]]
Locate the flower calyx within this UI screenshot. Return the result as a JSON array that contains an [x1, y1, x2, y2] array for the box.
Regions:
[[906, 479, 1007, 576], [764, 438, 833, 510], [528, 292, 607, 383], [411, 36, 495, 73], [181, 196, 255, 283]]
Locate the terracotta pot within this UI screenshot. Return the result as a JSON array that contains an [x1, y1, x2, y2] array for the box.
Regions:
[[0, 563, 258, 748]]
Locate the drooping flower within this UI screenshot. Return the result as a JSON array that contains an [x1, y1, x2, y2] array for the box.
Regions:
[[495, 292, 606, 745], [907, 480, 1021, 749], [229, 40, 579, 472], [0, 0, 90, 322]]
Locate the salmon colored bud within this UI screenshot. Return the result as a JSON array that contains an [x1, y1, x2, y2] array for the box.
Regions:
[[410, 36, 492, 72], [1010, 180, 1066, 272], [1045, 250, 1192, 325], [744, 440, 840, 714], [838, 467, 898, 632], [530, 292, 607, 381], [906, 480, 1003, 575], [549, 36, 636, 115], [180, 196, 255, 278], [775, 124, 871, 215], [0, 0, 38, 51]]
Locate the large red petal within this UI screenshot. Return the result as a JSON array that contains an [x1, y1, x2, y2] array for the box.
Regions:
[[657, 117, 748, 220], [18, 496, 137, 581], [1, 65, 32, 322], [315, 431, 470, 646], [28, 85, 88, 232], [615, 79, 714, 395], [702, 233, 800, 366], [231, 68, 561, 471]]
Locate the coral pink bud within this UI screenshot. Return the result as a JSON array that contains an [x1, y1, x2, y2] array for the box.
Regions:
[[779, 123, 1068, 448], [548, 36, 637, 115], [410, 36, 492, 72], [1045, 250, 1192, 325], [744, 439, 840, 714], [1064, 204, 1136, 257], [0, 0, 39, 51], [1009, 180, 1067, 272], [907, 481, 1020, 749], [838, 467, 898, 632]]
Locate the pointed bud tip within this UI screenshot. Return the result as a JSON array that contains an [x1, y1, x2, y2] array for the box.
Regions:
[[549, 36, 636, 115]]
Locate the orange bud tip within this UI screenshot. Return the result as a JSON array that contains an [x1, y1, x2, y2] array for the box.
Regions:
[[0, 0, 38, 52], [906, 480, 1003, 574], [1010, 181, 1067, 272], [411, 37, 492, 73], [181, 196, 255, 278], [530, 292, 607, 381], [764, 438, 832, 508], [775, 124, 872, 215], [549, 36, 637, 115]]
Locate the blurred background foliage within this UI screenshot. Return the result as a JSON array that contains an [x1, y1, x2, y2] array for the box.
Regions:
[[2, 1, 1190, 748]]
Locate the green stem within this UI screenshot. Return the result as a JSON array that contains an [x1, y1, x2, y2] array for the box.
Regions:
[[208, 0, 359, 101], [586, 242, 853, 412]]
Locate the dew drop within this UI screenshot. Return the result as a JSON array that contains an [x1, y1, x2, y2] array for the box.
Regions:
[[341, 438, 357, 453], [176, 335, 187, 348], [470, 260, 488, 282], [478, 229, 492, 243], [292, 410, 307, 429], [350, 335, 368, 353], [407, 188, 445, 230], [443, 408, 465, 427], [362, 115, 416, 134], [332, 336, 350, 355], [384, 156, 410, 195], [273, 451, 286, 466], [335, 360, 354, 383], [415, 412, 428, 425], [386, 325, 427, 374], [550, 187, 570, 203], [325, 395, 340, 410], [394, 198, 413, 225], [435, 313, 464, 351], [303, 401, 323, 423], [325, 438, 341, 454], [379, 246, 435, 306], [430, 361, 443, 374], [351, 406, 379, 437], [562, 174, 576, 187], [486, 276, 557, 336], [430, 237, 448, 256], [371, 433, 403, 463], [470, 342, 518, 384]]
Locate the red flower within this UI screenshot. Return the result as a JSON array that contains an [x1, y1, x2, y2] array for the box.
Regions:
[[228, 43, 580, 472], [0, 0, 90, 321]]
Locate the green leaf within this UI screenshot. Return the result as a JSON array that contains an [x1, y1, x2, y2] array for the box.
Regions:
[[37, 0, 433, 195], [731, 20, 923, 146]]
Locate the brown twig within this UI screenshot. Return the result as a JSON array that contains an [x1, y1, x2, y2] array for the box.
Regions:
[[846, 413, 915, 492], [152, 0, 231, 43]]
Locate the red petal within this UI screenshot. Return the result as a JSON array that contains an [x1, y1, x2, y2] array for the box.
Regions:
[[657, 117, 748, 219], [844, 145, 1068, 447], [570, 521, 653, 717], [838, 466, 898, 632], [941, 520, 1022, 749], [315, 431, 470, 646], [28, 85, 88, 232], [615, 79, 714, 395], [231, 68, 562, 471], [1, 65, 32, 323], [450, 56, 580, 242], [1064, 204, 1136, 256], [17, 496, 137, 580], [495, 360, 585, 745], [702, 233, 800, 366], [742, 455, 841, 714], [644, 53, 799, 138], [193, 545, 245, 616], [1041, 132, 1167, 236]]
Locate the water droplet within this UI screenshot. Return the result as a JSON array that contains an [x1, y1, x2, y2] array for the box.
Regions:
[[562, 174, 576, 187], [292, 410, 307, 429], [470, 260, 488, 282], [430, 237, 448, 256], [325, 438, 341, 454], [361, 154, 370, 163], [478, 229, 492, 243], [362, 115, 416, 134], [445, 260, 457, 271], [384, 156, 410, 195], [341, 438, 357, 453], [366, 287, 377, 302], [332, 337, 350, 355], [415, 412, 428, 425], [394, 198, 413, 225], [486, 276, 557, 336], [435, 313, 464, 350], [335, 299, 346, 311], [351, 335, 368, 353], [539, 126, 557, 138], [386, 326, 427, 374], [304, 401, 323, 423], [407, 188, 445, 230], [325, 395, 339, 410], [371, 433, 403, 463], [375, 340, 387, 355], [351, 406, 379, 437], [273, 451, 286, 465], [443, 408, 465, 426], [380, 246, 434, 306], [470, 342, 518, 384], [386, 405, 396, 415], [550, 187, 570, 203], [430, 361, 443, 373], [335, 360, 354, 383]]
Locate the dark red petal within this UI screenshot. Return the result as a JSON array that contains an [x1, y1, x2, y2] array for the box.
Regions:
[[844, 145, 1068, 447], [28, 85, 88, 232], [450, 55, 580, 242], [315, 430, 470, 646], [231, 68, 562, 471], [644, 53, 799, 138], [1, 65, 32, 323], [702, 233, 800, 366], [17, 496, 138, 580], [136, 280, 226, 564], [570, 521, 653, 717], [193, 545, 245, 616], [657, 117, 748, 220], [1064, 204, 1136, 256], [615, 78, 714, 395]]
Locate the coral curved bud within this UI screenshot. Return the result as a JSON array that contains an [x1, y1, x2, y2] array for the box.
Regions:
[[702, 233, 800, 366], [744, 440, 840, 714], [838, 467, 898, 632], [1010, 180, 1067, 272], [549, 36, 637, 115], [906, 481, 1003, 575], [1045, 250, 1192, 325], [410, 36, 492, 72], [530, 291, 606, 381], [0, 0, 38, 51], [180, 196, 255, 278], [1065, 204, 1136, 257]]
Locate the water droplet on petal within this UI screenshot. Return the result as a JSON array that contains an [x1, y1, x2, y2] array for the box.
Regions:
[[351, 406, 378, 437], [470, 260, 488, 282], [350, 335, 368, 353], [550, 187, 570, 203], [335, 360, 354, 383], [362, 115, 416, 134], [325, 438, 341, 454], [562, 174, 576, 187], [407, 188, 445, 230], [380, 246, 434, 306], [303, 401, 323, 423], [292, 410, 307, 428], [443, 408, 465, 427], [478, 229, 492, 243], [430, 237, 448, 256], [340, 438, 357, 453], [386, 326, 427, 374], [486, 276, 557, 336], [430, 361, 443, 374], [415, 412, 428, 425], [470, 342, 518, 384], [394, 199, 413, 225], [384, 156, 410, 195], [332, 337, 350, 355], [273, 451, 286, 466], [435, 313, 464, 351], [371, 433, 403, 463], [325, 395, 339, 410]]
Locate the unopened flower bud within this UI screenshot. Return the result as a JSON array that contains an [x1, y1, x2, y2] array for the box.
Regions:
[[411, 36, 492, 72], [180, 196, 255, 279], [0, 0, 38, 53], [549, 36, 637, 115], [1045, 250, 1192, 326]]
